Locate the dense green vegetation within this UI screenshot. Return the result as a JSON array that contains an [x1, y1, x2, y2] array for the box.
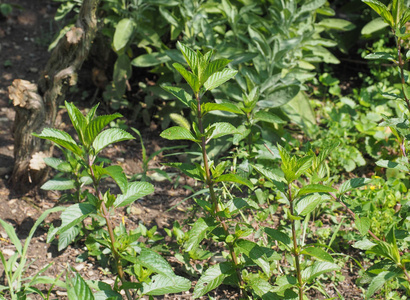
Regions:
[[4, 0, 410, 299]]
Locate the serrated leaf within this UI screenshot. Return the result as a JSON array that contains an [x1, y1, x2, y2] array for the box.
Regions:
[[193, 262, 235, 298], [41, 179, 76, 190], [141, 274, 191, 296], [177, 42, 198, 74], [365, 52, 396, 61], [363, 0, 394, 28], [361, 17, 389, 35], [185, 217, 217, 252], [139, 248, 174, 277], [200, 58, 231, 85], [264, 228, 291, 247], [161, 85, 193, 108], [131, 52, 171, 67], [376, 159, 409, 171], [254, 111, 286, 124], [47, 203, 96, 244], [257, 85, 300, 108], [114, 181, 154, 207], [58, 225, 80, 252], [301, 261, 340, 282], [295, 194, 329, 216], [113, 18, 135, 52], [43, 157, 72, 172], [248, 277, 274, 298], [33, 128, 82, 156], [65, 101, 87, 144], [338, 177, 371, 194], [297, 184, 337, 197], [173, 63, 200, 93], [67, 268, 95, 300], [0, 219, 22, 254], [302, 247, 334, 263], [202, 103, 244, 115], [214, 173, 253, 189], [160, 126, 199, 142], [92, 128, 134, 155], [365, 271, 398, 299], [204, 68, 237, 91], [165, 162, 204, 181], [235, 239, 270, 276], [206, 122, 238, 141], [352, 239, 377, 250], [94, 290, 122, 300], [104, 165, 128, 194], [355, 216, 371, 236], [84, 114, 123, 147]]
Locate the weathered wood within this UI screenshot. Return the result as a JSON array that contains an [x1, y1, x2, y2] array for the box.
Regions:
[[9, 0, 101, 194]]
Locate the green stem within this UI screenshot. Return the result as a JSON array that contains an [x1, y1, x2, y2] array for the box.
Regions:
[[88, 158, 133, 300], [396, 36, 410, 113], [288, 184, 304, 300], [195, 93, 247, 298]]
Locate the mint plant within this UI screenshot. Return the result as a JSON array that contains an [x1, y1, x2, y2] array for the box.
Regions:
[[32, 101, 190, 299], [161, 42, 266, 298]]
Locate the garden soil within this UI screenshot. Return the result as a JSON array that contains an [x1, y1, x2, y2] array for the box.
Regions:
[[0, 1, 365, 299]]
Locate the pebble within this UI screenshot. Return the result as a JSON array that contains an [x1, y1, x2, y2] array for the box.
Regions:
[[74, 263, 86, 271], [56, 291, 67, 296], [130, 206, 142, 215], [102, 279, 114, 285], [2, 248, 15, 256]]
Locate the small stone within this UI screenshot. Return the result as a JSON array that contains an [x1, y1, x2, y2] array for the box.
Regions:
[[102, 279, 115, 285], [29, 67, 38, 73], [47, 253, 52, 259], [130, 206, 142, 215], [2, 248, 15, 256], [56, 291, 68, 296], [74, 263, 86, 271]]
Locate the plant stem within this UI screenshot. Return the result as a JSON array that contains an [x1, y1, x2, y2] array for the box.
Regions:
[[288, 183, 304, 300], [195, 93, 247, 297], [395, 35, 410, 113], [88, 158, 133, 300]]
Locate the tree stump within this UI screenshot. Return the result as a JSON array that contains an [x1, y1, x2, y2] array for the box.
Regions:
[[8, 0, 101, 194]]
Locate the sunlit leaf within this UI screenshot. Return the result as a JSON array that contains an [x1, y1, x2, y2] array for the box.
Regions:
[[192, 262, 235, 298], [92, 128, 134, 155]]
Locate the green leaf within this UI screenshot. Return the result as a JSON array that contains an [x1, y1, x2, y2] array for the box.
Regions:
[[84, 113, 123, 146], [104, 165, 128, 194], [202, 103, 244, 115], [363, 0, 394, 28], [376, 159, 409, 171], [204, 68, 238, 91], [47, 203, 96, 244], [192, 262, 235, 298], [141, 274, 191, 296], [214, 173, 253, 189], [177, 42, 198, 74], [352, 239, 376, 250], [165, 162, 204, 181], [67, 268, 95, 300], [235, 239, 270, 276], [0, 219, 22, 254], [361, 17, 390, 35], [355, 216, 371, 236], [302, 247, 334, 263], [295, 194, 329, 216], [365, 271, 398, 299], [33, 128, 82, 156], [200, 58, 231, 85], [139, 248, 174, 277], [264, 228, 292, 247], [301, 261, 340, 282], [173, 63, 200, 93], [114, 181, 154, 207], [206, 122, 238, 141], [43, 157, 71, 172], [318, 18, 356, 31], [248, 277, 275, 298], [257, 85, 300, 108], [92, 128, 134, 155], [338, 177, 371, 194], [365, 52, 396, 62], [160, 126, 199, 142], [41, 179, 76, 190], [131, 52, 171, 67], [65, 101, 87, 144], [161, 85, 193, 108], [254, 111, 286, 124], [58, 225, 80, 252], [113, 18, 135, 53], [297, 184, 337, 197], [185, 217, 217, 252]]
